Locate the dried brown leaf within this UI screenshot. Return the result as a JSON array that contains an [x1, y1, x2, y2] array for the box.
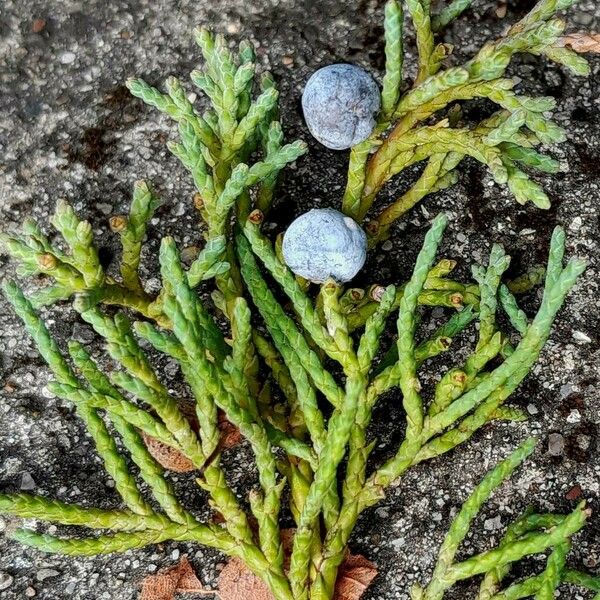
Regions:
[[140, 557, 208, 600], [335, 553, 378, 600], [559, 33, 600, 53], [218, 412, 243, 449], [142, 411, 242, 472], [217, 557, 275, 600], [216, 529, 376, 600], [142, 433, 195, 473]]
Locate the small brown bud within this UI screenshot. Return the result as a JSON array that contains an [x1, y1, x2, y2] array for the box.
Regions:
[[370, 285, 385, 302], [349, 288, 365, 302], [109, 215, 127, 232], [438, 43, 453, 58], [439, 259, 457, 272], [450, 293, 464, 306], [439, 336, 452, 350], [366, 220, 380, 236], [248, 209, 264, 224], [193, 193, 204, 210], [37, 253, 57, 270], [452, 371, 467, 384], [566, 484, 583, 501], [410, 377, 422, 392], [323, 279, 339, 294]]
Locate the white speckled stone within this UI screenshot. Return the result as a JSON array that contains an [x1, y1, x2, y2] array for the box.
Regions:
[[282, 208, 367, 283], [302, 64, 380, 150]]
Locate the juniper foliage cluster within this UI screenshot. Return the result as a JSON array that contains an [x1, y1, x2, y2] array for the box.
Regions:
[[0, 1, 596, 599], [413, 440, 599, 600], [343, 0, 592, 243]]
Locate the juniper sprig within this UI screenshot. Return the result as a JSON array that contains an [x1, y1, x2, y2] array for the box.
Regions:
[[1, 205, 585, 599], [342, 0, 592, 244], [412, 439, 599, 600], [0, 8, 593, 600]]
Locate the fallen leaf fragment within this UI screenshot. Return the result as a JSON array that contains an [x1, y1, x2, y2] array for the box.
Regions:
[[142, 433, 196, 473], [558, 33, 600, 53], [216, 530, 377, 600], [217, 557, 274, 600], [140, 557, 207, 600], [142, 411, 242, 472], [218, 411, 243, 449], [139, 535, 376, 600], [335, 553, 378, 600]]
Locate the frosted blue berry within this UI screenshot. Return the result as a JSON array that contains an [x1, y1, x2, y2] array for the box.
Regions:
[[302, 64, 380, 150], [282, 208, 367, 283]]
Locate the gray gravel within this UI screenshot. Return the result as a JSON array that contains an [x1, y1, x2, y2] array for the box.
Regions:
[[1, 1, 599, 599]]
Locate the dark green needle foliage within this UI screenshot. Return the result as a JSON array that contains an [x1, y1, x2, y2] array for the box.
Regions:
[[0, 5, 593, 600]]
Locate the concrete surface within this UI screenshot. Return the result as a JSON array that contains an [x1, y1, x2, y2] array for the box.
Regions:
[[0, 0, 599, 598]]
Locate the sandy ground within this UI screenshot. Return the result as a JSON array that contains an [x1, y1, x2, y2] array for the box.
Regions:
[[0, 0, 599, 598]]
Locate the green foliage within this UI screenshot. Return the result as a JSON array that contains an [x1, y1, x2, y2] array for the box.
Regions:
[[0, 10, 592, 600], [0, 207, 585, 599], [1, 29, 306, 326], [413, 439, 599, 600], [342, 0, 589, 243]]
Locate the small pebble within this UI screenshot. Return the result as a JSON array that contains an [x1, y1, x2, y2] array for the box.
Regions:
[[391, 537, 406, 551], [527, 403, 539, 415], [96, 202, 113, 215], [548, 433, 565, 456], [484, 515, 502, 531], [572, 330, 592, 343], [566, 485, 583, 501], [164, 359, 180, 378], [180, 245, 199, 265], [567, 409, 582, 424], [577, 434, 591, 451], [495, 2, 508, 18], [560, 383, 577, 398], [71, 322, 95, 345], [0, 572, 13, 591], [60, 52, 76, 65], [65, 581, 77, 595], [573, 10, 594, 26], [26, 586, 37, 597], [36, 569, 60, 582], [20, 471, 36, 491]]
